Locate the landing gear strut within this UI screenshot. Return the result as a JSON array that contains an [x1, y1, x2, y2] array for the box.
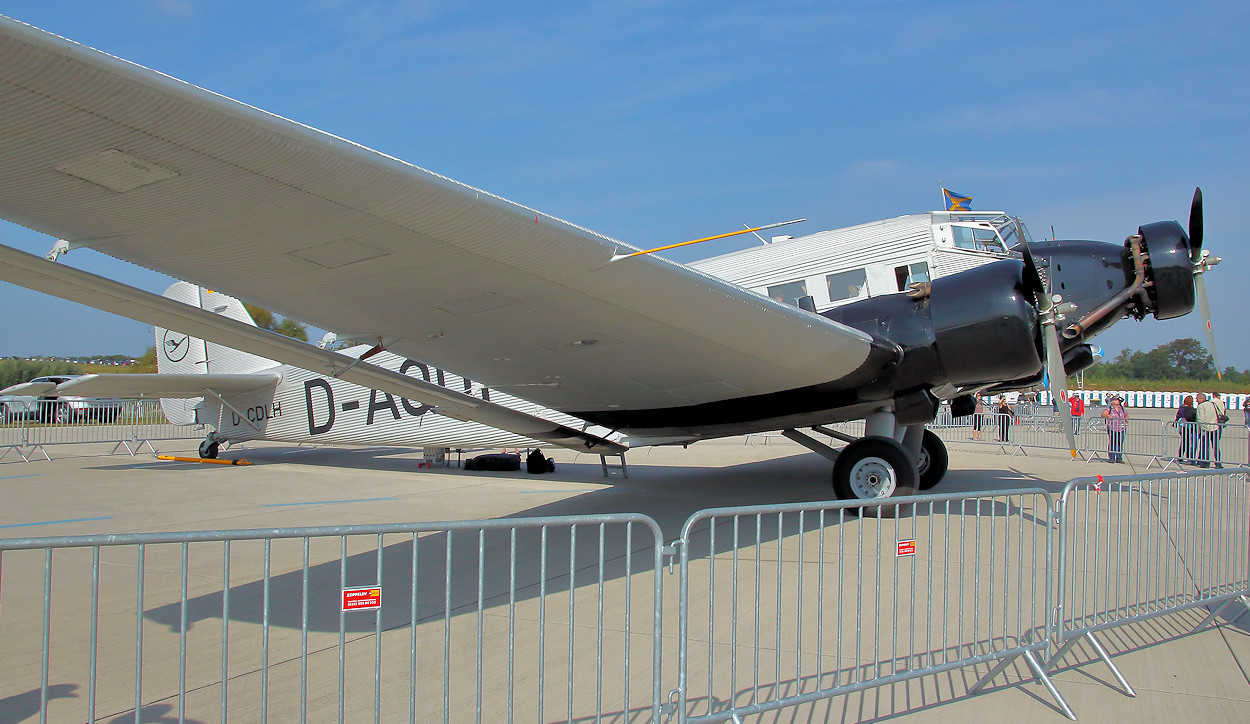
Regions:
[[784, 413, 949, 503]]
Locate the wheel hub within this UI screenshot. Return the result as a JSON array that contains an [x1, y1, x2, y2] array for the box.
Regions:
[[848, 456, 897, 499]]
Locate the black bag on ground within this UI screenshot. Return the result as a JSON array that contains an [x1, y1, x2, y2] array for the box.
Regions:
[[526, 449, 556, 474], [464, 453, 521, 471], [526, 448, 548, 474]]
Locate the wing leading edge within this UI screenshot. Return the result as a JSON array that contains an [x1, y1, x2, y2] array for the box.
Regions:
[[0, 244, 627, 454], [0, 15, 881, 424]]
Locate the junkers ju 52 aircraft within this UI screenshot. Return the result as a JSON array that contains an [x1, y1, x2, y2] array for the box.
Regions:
[[0, 16, 1220, 501]]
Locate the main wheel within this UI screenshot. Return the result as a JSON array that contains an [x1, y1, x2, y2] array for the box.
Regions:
[[199, 439, 220, 459], [832, 436, 918, 501], [916, 429, 949, 491], [53, 403, 73, 425]]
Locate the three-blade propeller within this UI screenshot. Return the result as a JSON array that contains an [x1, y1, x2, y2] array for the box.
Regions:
[[1018, 231, 1079, 458], [1188, 188, 1222, 379]]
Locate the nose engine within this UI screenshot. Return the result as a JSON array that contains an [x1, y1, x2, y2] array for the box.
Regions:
[[1139, 219, 1197, 321]]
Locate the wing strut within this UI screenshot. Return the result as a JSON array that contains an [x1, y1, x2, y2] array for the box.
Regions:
[[0, 244, 628, 455]]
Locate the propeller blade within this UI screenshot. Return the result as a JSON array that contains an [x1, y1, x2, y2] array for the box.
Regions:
[[1018, 238, 1046, 304], [1189, 186, 1204, 262], [1043, 322, 1078, 458], [1194, 271, 1221, 379]]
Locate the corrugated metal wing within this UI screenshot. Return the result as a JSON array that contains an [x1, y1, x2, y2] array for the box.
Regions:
[[0, 16, 876, 417]]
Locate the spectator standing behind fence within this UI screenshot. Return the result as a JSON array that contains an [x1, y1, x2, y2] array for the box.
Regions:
[[997, 396, 1014, 442], [1244, 397, 1250, 463], [1101, 395, 1127, 463], [1174, 394, 1198, 465], [1212, 392, 1228, 468], [972, 392, 985, 440], [1070, 395, 1084, 435], [1194, 393, 1221, 468]]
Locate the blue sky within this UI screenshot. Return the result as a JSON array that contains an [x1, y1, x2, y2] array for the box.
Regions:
[[2, 1, 1248, 371]]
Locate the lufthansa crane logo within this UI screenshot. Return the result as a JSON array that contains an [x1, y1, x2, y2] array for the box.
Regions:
[[162, 330, 190, 362]]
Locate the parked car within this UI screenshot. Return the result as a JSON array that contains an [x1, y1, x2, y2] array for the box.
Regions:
[[0, 375, 124, 423]]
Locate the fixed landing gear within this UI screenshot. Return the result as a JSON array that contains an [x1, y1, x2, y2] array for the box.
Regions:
[[832, 436, 917, 501], [199, 437, 221, 459], [916, 428, 949, 491], [784, 415, 950, 503]]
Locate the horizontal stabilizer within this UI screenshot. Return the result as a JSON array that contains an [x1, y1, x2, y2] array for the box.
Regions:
[[0, 244, 627, 454], [0, 381, 58, 396], [45, 373, 281, 399]]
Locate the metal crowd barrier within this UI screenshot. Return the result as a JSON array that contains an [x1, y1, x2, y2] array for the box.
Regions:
[[922, 412, 1250, 468], [0, 515, 666, 724], [1049, 470, 1250, 694], [5, 474, 1250, 722], [0, 399, 206, 461], [670, 489, 1071, 722]]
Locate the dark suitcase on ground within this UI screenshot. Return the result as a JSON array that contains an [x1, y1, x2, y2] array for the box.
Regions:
[[464, 453, 521, 471]]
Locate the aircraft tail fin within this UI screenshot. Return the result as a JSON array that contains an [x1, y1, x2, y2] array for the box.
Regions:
[[156, 282, 277, 376], [156, 282, 278, 425]]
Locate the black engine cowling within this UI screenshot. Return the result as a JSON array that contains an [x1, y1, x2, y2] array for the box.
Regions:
[[1139, 220, 1196, 321], [823, 259, 1043, 391]]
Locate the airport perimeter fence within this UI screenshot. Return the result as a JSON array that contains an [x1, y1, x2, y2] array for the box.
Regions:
[[0, 399, 206, 461], [3, 471, 1249, 722]]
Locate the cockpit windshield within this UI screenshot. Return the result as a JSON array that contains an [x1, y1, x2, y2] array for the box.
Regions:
[[993, 215, 1032, 249], [947, 213, 1032, 252]]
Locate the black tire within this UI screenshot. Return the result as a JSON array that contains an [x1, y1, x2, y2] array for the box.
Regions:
[[0, 402, 10, 422], [916, 429, 949, 490], [53, 403, 73, 425], [832, 436, 918, 502], [199, 439, 220, 459]]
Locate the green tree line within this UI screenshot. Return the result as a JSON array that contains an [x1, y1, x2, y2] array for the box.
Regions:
[[0, 359, 82, 389], [5, 306, 307, 387], [1083, 337, 1250, 387]]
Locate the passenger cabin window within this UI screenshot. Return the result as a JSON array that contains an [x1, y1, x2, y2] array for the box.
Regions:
[[894, 262, 930, 291], [826, 269, 868, 303], [951, 225, 1007, 253], [767, 280, 809, 306]]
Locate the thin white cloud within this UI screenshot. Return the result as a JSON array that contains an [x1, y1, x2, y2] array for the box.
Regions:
[[931, 89, 1162, 135], [151, 0, 198, 18]]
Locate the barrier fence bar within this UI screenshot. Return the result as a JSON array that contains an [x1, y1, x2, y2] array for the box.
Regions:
[[0, 515, 666, 724], [671, 489, 1072, 723], [1048, 469, 1250, 698], [0, 399, 205, 460], [7, 477, 1250, 721]]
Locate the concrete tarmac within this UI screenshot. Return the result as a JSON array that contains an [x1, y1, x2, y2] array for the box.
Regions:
[[0, 436, 1247, 722]]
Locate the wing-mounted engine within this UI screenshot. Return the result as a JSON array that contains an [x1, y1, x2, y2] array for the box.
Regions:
[[822, 258, 1044, 398]]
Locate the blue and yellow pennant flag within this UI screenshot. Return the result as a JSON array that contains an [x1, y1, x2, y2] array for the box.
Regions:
[[942, 188, 972, 211]]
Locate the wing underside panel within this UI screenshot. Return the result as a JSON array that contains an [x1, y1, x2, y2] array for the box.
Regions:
[[0, 16, 879, 420]]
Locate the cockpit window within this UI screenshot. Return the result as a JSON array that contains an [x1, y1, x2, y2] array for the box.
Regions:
[[995, 217, 1032, 248], [767, 280, 809, 306], [951, 225, 1007, 253]]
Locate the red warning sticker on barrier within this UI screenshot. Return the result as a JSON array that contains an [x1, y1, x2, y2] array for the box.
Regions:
[[342, 586, 382, 611], [897, 539, 916, 557]]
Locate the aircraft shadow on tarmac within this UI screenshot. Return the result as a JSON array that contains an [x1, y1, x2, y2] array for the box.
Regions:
[[140, 446, 1057, 636], [102, 445, 1242, 722]]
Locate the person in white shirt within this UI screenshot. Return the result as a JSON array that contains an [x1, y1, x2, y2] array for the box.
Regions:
[[1195, 393, 1223, 468]]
